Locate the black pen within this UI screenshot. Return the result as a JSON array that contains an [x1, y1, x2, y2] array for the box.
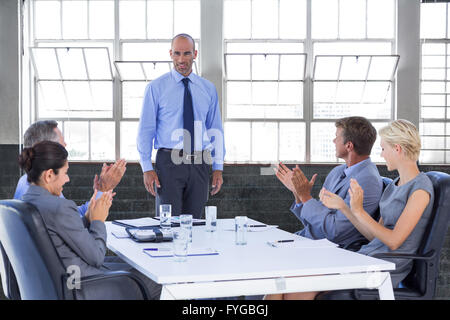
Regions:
[[276, 240, 294, 243], [248, 224, 267, 227]]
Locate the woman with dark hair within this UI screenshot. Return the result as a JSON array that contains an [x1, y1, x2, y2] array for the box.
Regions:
[[19, 141, 161, 299]]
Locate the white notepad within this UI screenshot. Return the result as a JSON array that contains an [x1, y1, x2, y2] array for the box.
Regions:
[[143, 247, 219, 258]]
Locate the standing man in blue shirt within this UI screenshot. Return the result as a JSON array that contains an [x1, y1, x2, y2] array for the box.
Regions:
[[137, 33, 225, 218]]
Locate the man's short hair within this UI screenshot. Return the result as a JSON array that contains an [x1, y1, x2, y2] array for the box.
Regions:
[[171, 33, 195, 51], [335, 117, 377, 156], [24, 120, 59, 148]]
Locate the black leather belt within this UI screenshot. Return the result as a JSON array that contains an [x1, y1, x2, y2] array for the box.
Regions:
[[158, 148, 212, 164]]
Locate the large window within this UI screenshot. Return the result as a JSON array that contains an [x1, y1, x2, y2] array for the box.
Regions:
[[25, 0, 404, 164], [27, 0, 200, 161], [223, 0, 397, 163], [420, 1, 450, 164]]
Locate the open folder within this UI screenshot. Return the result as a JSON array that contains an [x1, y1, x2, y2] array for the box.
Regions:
[[143, 247, 219, 258]]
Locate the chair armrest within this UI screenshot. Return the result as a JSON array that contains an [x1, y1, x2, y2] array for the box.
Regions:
[[73, 271, 151, 300], [372, 250, 435, 261]]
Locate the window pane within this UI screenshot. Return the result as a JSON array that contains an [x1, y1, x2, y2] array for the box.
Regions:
[[89, 0, 114, 39], [62, 0, 88, 39], [314, 42, 392, 56], [35, 0, 61, 39], [37, 81, 68, 117], [84, 48, 113, 80], [421, 94, 446, 107], [224, 0, 251, 39], [367, 0, 394, 39], [120, 0, 146, 39], [148, 0, 173, 39], [252, 122, 277, 162], [420, 3, 447, 39], [142, 62, 172, 80], [56, 48, 88, 80], [115, 62, 147, 80], [310, 123, 337, 162], [252, 82, 278, 105], [420, 150, 445, 164], [227, 82, 251, 106], [312, 0, 338, 39], [123, 81, 147, 118], [339, 0, 366, 39], [64, 81, 112, 118], [31, 48, 60, 79], [422, 43, 446, 55], [64, 121, 89, 160], [421, 107, 446, 119], [420, 122, 445, 135], [227, 42, 303, 54], [122, 42, 172, 61], [362, 82, 391, 104], [313, 56, 341, 80], [339, 56, 371, 81], [279, 55, 306, 80], [174, 0, 200, 39], [421, 81, 446, 94], [367, 56, 398, 80], [224, 121, 251, 162], [279, 122, 305, 162], [120, 122, 140, 161], [91, 122, 115, 160], [278, 82, 303, 107], [252, 55, 279, 80], [279, 0, 306, 39], [252, 0, 278, 39], [225, 55, 251, 80], [422, 136, 446, 150]]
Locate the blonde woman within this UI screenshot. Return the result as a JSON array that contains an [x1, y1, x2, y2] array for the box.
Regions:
[[266, 120, 434, 300]]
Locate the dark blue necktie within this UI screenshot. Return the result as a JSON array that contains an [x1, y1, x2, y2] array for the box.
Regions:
[[182, 78, 194, 154]]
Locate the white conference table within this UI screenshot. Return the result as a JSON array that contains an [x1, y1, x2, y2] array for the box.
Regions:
[[106, 218, 396, 300]]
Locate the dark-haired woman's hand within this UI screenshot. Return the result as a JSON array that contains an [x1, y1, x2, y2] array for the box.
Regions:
[[89, 190, 115, 223]]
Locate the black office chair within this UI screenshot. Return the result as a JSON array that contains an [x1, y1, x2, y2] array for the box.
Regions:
[[343, 176, 393, 252], [0, 242, 20, 299], [0, 199, 151, 300], [317, 171, 450, 300]]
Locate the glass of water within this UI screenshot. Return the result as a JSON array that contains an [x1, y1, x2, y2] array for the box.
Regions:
[[173, 230, 188, 262], [205, 206, 217, 232], [160, 204, 172, 230], [235, 216, 248, 245], [180, 214, 193, 243]]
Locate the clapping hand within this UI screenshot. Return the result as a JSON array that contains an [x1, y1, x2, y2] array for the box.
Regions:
[[93, 159, 127, 192], [87, 189, 116, 223], [291, 165, 317, 203], [274, 162, 294, 192], [319, 187, 346, 210], [349, 178, 364, 213]]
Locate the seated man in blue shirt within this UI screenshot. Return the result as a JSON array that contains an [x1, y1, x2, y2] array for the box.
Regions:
[[275, 117, 383, 249], [14, 120, 126, 217]]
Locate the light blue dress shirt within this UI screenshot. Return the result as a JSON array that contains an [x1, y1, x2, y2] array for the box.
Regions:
[[13, 174, 101, 218], [137, 69, 225, 172]]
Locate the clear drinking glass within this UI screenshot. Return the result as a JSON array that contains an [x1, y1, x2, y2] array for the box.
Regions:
[[235, 216, 248, 245], [180, 214, 193, 243], [205, 206, 217, 232], [173, 230, 188, 262], [160, 204, 172, 230]]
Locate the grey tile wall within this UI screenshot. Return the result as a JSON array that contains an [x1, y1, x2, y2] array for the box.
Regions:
[[1, 144, 449, 299]]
